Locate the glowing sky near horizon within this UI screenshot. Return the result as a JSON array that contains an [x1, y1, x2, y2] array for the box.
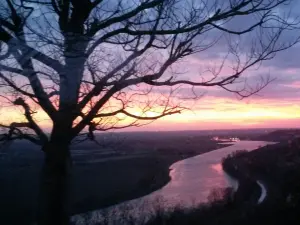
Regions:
[[2, 65, 300, 132], [2, 43, 300, 132], [2, 46, 300, 132]]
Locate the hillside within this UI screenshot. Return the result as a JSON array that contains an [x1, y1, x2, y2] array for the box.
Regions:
[[253, 129, 300, 142]]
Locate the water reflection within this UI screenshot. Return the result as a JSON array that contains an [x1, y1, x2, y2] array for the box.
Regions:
[[211, 163, 223, 174], [145, 141, 274, 206]]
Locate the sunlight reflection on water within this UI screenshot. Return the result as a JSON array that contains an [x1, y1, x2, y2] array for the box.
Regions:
[[211, 163, 223, 174]]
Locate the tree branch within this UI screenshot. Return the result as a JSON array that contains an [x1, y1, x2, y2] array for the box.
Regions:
[[0, 123, 43, 145], [88, 0, 164, 35], [10, 49, 57, 120], [13, 97, 48, 143], [95, 108, 181, 120], [0, 72, 36, 98]]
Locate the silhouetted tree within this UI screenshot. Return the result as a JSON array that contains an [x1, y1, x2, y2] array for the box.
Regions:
[[0, 0, 298, 224]]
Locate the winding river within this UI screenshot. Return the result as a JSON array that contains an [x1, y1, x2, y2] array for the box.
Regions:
[[72, 140, 274, 224]]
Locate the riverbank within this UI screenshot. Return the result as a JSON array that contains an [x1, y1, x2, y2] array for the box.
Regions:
[[72, 141, 231, 214], [222, 150, 263, 205], [222, 140, 300, 204], [0, 136, 227, 225]]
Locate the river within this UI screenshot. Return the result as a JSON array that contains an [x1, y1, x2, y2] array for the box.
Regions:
[[72, 140, 274, 224]]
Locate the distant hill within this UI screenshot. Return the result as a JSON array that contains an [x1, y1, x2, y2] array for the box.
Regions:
[[254, 129, 300, 142]]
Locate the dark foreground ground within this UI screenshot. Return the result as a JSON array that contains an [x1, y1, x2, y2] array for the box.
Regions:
[[0, 131, 227, 225]]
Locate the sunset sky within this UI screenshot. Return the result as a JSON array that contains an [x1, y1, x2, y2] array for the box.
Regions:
[[144, 47, 300, 131], [1, 0, 300, 132], [130, 68, 300, 131], [3, 47, 300, 132], [110, 0, 300, 131]]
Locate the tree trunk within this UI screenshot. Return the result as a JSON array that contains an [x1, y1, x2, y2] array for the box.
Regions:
[[37, 142, 72, 225]]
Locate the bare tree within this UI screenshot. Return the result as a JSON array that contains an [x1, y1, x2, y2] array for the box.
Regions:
[[0, 0, 298, 224]]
